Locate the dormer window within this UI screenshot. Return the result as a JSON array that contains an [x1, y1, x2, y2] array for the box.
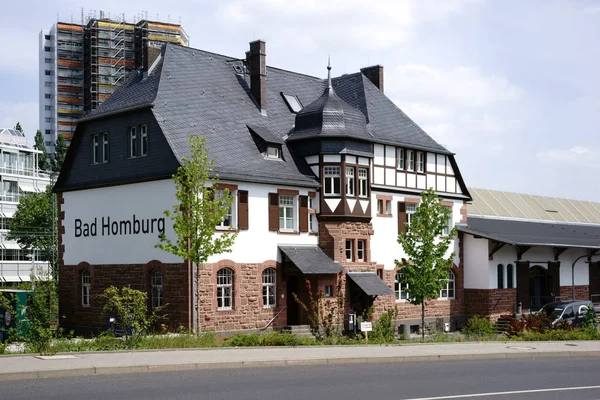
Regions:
[[266, 146, 280, 159], [281, 93, 303, 113]]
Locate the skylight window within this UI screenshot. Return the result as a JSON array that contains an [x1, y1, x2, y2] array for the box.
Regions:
[[282, 93, 303, 113], [266, 146, 280, 159]]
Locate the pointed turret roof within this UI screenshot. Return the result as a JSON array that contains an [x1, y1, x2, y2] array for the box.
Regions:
[[288, 62, 372, 142]]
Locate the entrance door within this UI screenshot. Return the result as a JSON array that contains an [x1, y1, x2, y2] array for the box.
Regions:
[[286, 276, 300, 325], [529, 265, 552, 311]]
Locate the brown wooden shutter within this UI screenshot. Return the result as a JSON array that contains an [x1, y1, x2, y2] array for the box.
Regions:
[[268, 193, 279, 231], [238, 190, 249, 230], [516, 261, 529, 309], [398, 202, 407, 234], [299, 195, 308, 233], [589, 262, 600, 300], [548, 262, 560, 299]]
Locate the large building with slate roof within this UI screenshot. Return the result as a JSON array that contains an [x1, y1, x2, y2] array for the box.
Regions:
[[460, 188, 600, 320], [54, 40, 472, 334]]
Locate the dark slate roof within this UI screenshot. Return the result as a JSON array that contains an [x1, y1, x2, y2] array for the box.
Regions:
[[458, 217, 600, 249], [347, 272, 395, 296], [75, 43, 455, 188], [289, 68, 372, 142], [333, 73, 450, 154], [279, 246, 343, 274], [247, 124, 284, 144], [81, 59, 164, 121]]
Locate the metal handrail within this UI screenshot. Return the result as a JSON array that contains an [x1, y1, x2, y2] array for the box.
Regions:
[[260, 307, 287, 331]]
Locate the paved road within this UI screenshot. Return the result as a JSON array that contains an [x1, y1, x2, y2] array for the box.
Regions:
[[7, 357, 600, 400]]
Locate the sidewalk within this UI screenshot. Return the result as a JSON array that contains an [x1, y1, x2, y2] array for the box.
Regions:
[[1, 340, 599, 381]]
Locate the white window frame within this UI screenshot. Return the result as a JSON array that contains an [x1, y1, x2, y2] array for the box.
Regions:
[[102, 133, 109, 163], [346, 167, 355, 196], [324, 285, 333, 297], [81, 270, 90, 307], [262, 268, 276, 308], [439, 271, 455, 300], [279, 195, 295, 232], [406, 203, 417, 226], [151, 269, 163, 309], [91, 134, 99, 164], [140, 124, 148, 156], [357, 240, 366, 262], [395, 272, 409, 301], [385, 200, 391, 215], [129, 126, 138, 158], [358, 168, 368, 198], [345, 239, 353, 262], [216, 189, 236, 229], [266, 146, 280, 159], [397, 148, 405, 170], [216, 268, 233, 310], [417, 152, 425, 173], [407, 150, 415, 172], [324, 166, 341, 196]]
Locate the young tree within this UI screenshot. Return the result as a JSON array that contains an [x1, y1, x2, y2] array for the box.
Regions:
[[156, 135, 237, 329], [6, 187, 56, 278], [34, 130, 50, 171], [14, 122, 23, 133], [51, 135, 67, 173], [395, 187, 457, 340]]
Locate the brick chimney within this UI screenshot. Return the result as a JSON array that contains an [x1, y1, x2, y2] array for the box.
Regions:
[[360, 65, 384, 93], [248, 40, 267, 113]]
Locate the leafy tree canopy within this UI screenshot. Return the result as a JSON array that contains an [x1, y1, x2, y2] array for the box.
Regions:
[[6, 187, 55, 274], [34, 130, 50, 171], [395, 187, 457, 339], [156, 135, 237, 265]]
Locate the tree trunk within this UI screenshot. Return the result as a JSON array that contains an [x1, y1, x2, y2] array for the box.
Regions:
[[421, 300, 425, 341]]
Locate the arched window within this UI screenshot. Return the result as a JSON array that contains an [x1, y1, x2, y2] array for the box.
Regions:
[[395, 272, 409, 301], [81, 270, 90, 307], [216, 268, 233, 310], [262, 268, 276, 308], [439, 270, 455, 300], [151, 269, 163, 309], [497, 264, 504, 289], [506, 264, 514, 289]]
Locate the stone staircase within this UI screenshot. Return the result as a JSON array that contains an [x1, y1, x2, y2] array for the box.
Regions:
[[495, 315, 512, 335], [278, 325, 313, 337]]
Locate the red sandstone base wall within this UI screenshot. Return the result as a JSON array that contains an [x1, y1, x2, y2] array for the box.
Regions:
[[59, 261, 190, 335], [560, 285, 590, 300], [464, 288, 516, 321]]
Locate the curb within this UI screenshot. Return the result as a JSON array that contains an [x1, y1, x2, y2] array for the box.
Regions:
[[1, 350, 599, 381]]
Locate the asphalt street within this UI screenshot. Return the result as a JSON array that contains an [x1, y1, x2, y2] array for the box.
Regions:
[[7, 357, 600, 400]]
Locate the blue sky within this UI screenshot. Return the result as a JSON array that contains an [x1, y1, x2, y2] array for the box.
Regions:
[[0, 0, 599, 200]]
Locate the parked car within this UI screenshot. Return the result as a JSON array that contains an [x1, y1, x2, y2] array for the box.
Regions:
[[538, 300, 596, 328]]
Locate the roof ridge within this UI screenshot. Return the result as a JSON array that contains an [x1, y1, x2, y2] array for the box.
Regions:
[[468, 187, 600, 205]]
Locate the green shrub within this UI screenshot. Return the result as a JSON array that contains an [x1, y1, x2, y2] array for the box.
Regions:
[[260, 332, 301, 346], [224, 333, 262, 347], [462, 315, 495, 338], [371, 307, 399, 344], [516, 327, 600, 341], [582, 307, 599, 330]]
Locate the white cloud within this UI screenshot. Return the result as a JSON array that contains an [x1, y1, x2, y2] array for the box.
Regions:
[[216, 0, 481, 51], [390, 63, 525, 152], [391, 64, 522, 108], [536, 146, 600, 167]]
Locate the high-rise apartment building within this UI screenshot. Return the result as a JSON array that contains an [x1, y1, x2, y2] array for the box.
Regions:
[[39, 12, 188, 155]]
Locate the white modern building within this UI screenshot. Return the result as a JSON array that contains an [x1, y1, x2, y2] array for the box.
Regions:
[[0, 128, 51, 285]]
